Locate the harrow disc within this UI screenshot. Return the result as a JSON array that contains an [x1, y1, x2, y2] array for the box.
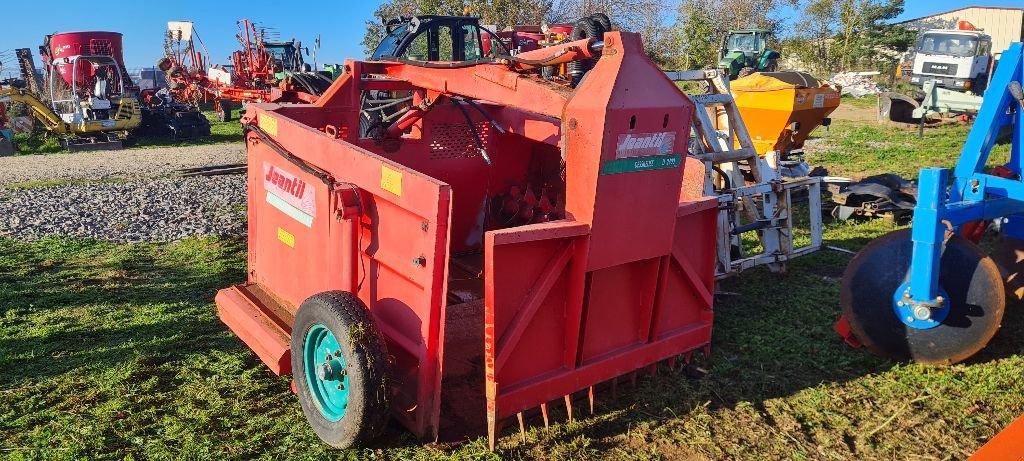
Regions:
[[840, 229, 1005, 364], [993, 236, 1024, 302]]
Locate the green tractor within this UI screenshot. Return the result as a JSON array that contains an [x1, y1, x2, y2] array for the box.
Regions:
[[717, 29, 779, 80]]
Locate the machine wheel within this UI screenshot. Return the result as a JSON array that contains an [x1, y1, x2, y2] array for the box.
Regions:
[[840, 229, 1005, 364], [993, 236, 1024, 302], [590, 12, 612, 32], [737, 67, 755, 79], [216, 100, 232, 122], [291, 291, 390, 448]]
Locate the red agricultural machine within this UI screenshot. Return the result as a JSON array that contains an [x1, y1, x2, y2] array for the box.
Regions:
[[161, 20, 332, 122], [216, 15, 720, 449]]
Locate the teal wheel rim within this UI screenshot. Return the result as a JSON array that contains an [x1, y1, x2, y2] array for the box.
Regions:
[[304, 324, 350, 422]]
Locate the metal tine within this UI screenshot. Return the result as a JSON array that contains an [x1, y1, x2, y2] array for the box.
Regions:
[[668, 356, 677, 371], [588, 386, 595, 415], [629, 370, 638, 388], [488, 417, 501, 451], [648, 363, 658, 378], [540, 402, 550, 429], [564, 394, 573, 423], [517, 412, 526, 443], [703, 344, 712, 361], [610, 376, 618, 399], [684, 351, 694, 364]]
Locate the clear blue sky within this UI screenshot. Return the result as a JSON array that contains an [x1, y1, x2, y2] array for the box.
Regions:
[[0, 0, 381, 76], [0, 0, 1021, 76]]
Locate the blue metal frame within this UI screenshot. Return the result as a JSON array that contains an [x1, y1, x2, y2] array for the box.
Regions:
[[901, 43, 1024, 328]]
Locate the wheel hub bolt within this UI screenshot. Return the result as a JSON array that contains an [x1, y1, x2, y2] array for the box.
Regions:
[[317, 362, 335, 381]]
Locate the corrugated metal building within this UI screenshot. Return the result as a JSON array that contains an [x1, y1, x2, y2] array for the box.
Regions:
[[898, 6, 1024, 58]]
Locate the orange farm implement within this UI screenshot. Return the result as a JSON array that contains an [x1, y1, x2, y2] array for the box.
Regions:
[[215, 27, 718, 449]]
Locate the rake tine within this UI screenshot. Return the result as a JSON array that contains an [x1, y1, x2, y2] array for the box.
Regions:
[[629, 370, 638, 388], [588, 386, 595, 415], [684, 351, 693, 364], [703, 344, 712, 361], [517, 412, 526, 443], [668, 356, 677, 371], [488, 417, 497, 451], [541, 402, 550, 429], [649, 363, 658, 378], [611, 377, 618, 399], [564, 394, 573, 423]]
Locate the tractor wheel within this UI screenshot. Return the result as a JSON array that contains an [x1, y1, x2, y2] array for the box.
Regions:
[[737, 67, 755, 79], [216, 100, 231, 123], [590, 12, 612, 32], [840, 229, 1005, 364], [291, 291, 390, 449], [764, 58, 778, 72]]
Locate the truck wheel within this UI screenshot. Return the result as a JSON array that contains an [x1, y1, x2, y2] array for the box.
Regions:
[[292, 291, 390, 449], [738, 67, 755, 79]]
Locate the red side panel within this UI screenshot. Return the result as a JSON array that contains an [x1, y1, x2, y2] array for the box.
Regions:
[[484, 198, 716, 443], [223, 108, 454, 441]]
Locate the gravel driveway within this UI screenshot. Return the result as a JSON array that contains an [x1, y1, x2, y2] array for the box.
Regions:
[[0, 144, 245, 187], [0, 144, 248, 242]]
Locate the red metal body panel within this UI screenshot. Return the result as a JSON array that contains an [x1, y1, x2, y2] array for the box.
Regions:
[[215, 31, 716, 446], [45, 31, 128, 90]]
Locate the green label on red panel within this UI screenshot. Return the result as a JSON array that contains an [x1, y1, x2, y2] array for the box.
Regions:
[[599, 154, 682, 175]]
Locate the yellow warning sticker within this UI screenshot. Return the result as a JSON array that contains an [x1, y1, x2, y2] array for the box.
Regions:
[[277, 227, 295, 247], [380, 165, 403, 196], [259, 115, 279, 136]]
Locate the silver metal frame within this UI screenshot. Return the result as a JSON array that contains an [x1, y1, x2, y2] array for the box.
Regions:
[[669, 69, 824, 278]]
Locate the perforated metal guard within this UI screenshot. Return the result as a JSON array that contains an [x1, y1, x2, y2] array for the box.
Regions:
[[429, 122, 490, 160]]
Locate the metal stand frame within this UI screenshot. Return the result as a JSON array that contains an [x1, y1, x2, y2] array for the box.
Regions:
[[671, 69, 824, 278]]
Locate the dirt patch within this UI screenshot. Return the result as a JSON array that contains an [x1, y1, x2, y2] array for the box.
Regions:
[[830, 102, 878, 122]]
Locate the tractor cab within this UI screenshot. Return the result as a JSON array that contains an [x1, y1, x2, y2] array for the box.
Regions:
[[264, 40, 309, 76], [370, 15, 508, 61], [718, 29, 779, 79]]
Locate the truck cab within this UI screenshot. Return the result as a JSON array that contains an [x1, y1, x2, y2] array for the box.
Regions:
[[910, 29, 992, 92]]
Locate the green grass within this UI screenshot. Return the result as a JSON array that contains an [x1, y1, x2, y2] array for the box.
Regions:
[[837, 95, 878, 109], [1, 120, 1023, 459], [806, 119, 1011, 179]]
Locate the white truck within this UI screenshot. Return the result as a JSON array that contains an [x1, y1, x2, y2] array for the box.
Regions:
[[909, 28, 992, 93]]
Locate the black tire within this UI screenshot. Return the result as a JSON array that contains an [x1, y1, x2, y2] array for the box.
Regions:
[[840, 229, 1005, 364], [737, 67, 755, 79], [291, 291, 390, 449], [590, 13, 612, 33], [993, 236, 1024, 302], [569, 17, 603, 86], [216, 100, 231, 123]]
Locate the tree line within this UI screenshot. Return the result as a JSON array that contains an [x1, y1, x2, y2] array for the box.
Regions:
[[363, 0, 916, 76]]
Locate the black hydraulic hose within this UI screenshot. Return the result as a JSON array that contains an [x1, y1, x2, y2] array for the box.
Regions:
[[453, 97, 506, 134], [362, 96, 414, 113], [245, 121, 335, 188], [452, 99, 492, 165]]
